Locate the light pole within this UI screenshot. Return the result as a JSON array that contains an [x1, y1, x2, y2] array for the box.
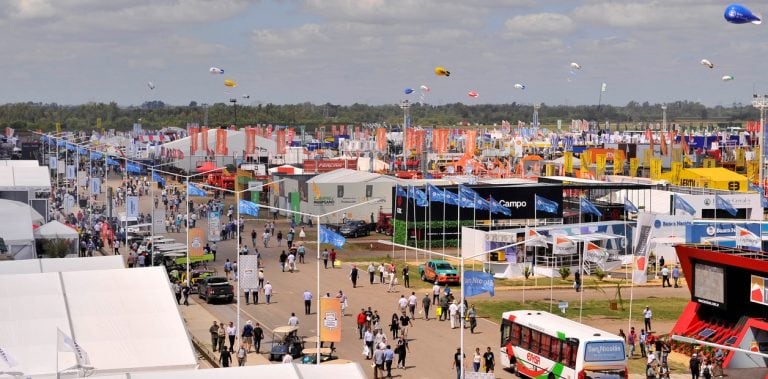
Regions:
[[399, 100, 411, 171], [229, 98, 237, 128], [661, 104, 667, 133], [752, 94, 768, 191]]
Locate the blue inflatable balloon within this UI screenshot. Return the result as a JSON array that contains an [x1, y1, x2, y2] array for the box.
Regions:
[[724, 4, 761, 24], [404, 88, 415, 95]]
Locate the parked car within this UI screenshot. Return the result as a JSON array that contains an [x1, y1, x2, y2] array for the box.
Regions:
[[197, 276, 234, 303], [339, 220, 371, 238], [418, 259, 460, 284]]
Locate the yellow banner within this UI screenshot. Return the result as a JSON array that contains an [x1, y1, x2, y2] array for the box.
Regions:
[[55, 122, 61, 134], [643, 148, 653, 167], [545, 163, 555, 176], [736, 148, 745, 168], [748, 160, 758, 182], [581, 150, 593, 169], [650, 158, 662, 180], [595, 154, 606, 178], [189, 228, 204, 257], [703, 158, 716, 168], [564, 152, 573, 174], [614, 154, 625, 175], [670, 162, 683, 184], [320, 298, 342, 342], [629, 158, 639, 177]]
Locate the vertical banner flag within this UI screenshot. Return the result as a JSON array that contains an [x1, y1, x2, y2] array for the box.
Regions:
[[376, 128, 387, 152], [215, 129, 228, 155], [126, 196, 139, 218], [239, 199, 260, 217], [320, 298, 342, 342], [595, 154, 606, 177], [463, 271, 495, 297], [245, 128, 256, 155], [629, 158, 639, 177], [534, 194, 559, 214], [207, 211, 221, 242], [673, 194, 696, 215], [66, 165, 76, 180], [190, 126, 199, 155], [49, 157, 57, 170], [564, 152, 573, 174], [90, 178, 101, 195], [239, 255, 259, 290], [57, 328, 91, 367], [276, 129, 286, 154], [189, 228, 204, 257], [465, 129, 477, 156], [736, 226, 761, 250], [553, 235, 576, 255], [632, 254, 648, 284], [153, 209, 166, 234], [201, 127, 209, 153]]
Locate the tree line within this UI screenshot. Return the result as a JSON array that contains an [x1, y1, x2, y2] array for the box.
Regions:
[[0, 100, 759, 132]]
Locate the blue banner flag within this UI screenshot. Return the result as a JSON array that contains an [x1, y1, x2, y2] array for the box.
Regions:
[[319, 225, 346, 248], [238, 199, 260, 217], [463, 270, 495, 298], [395, 184, 407, 198], [715, 195, 738, 216], [126, 161, 142, 174], [489, 196, 512, 216], [580, 197, 603, 217], [534, 194, 559, 214], [673, 194, 696, 215], [77, 147, 87, 155], [748, 182, 768, 208], [90, 151, 103, 160], [474, 196, 490, 211], [106, 157, 120, 166], [458, 185, 479, 201], [407, 186, 428, 207], [426, 183, 445, 203], [443, 189, 459, 206], [152, 171, 166, 187], [187, 183, 207, 197], [624, 199, 639, 213]]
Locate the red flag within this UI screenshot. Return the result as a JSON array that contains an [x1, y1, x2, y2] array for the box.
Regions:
[[376, 128, 387, 152], [189, 127, 199, 155], [659, 130, 668, 156], [201, 127, 209, 154], [215, 129, 228, 155], [276, 129, 286, 154], [245, 128, 255, 155]]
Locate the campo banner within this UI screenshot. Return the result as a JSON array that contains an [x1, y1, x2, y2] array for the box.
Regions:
[[190, 126, 199, 155], [215, 129, 228, 155], [189, 228, 204, 257], [319, 298, 342, 342]]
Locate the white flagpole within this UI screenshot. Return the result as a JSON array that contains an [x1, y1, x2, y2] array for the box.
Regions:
[[442, 188, 446, 256], [391, 186, 396, 264], [457, 187, 461, 259], [404, 186, 409, 261], [625, 190, 632, 334], [579, 199, 584, 323]]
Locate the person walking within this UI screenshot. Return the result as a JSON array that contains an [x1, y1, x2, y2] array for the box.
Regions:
[[350, 264, 359, 288], [661, 265, 671, 288], [242, 320, 254, 352], [378, 263, 386, 283], [330, 248, 337, 268], [251, 229, 257, 247], [217, 321, 226, 352], [644, 306, 653, 332], [629, 327, 637, 358], [253, 322, 264, 353], [322, 248, 329, 269], [173, 281, 181, 305], [396, 335, 410, 369], [368, 263, 376, 284], [288, 312, 299, 327], [672, 264, 681, 288], [226, 321, 236, 351], [357, 309, 367, 339], [452, 347, 465, 379], [244, 287, 251, 305], [407, 292, 418, 319], [473, 347, 482, 372], [399, 311, 413, 339], [336, 290, 348, 315], [224, 259, 232, 280], [389, 313, 400, 339], [373, 344, 385, 379], [432, 283, 441, 305], [276, 230, 283, 246], [384, 344, 395, 378], [219, 346, 232, 367], [402, 266, 410, 288], [468, 305, 478, 333], [364, 328, 374, 359], [263, 281, 273, 304], [303, 290, 313, 315], [483, 346, 495, 373], [701, 359, 713, 379], [182, 282, 190, 306], [449, 300, 459, 329], [689, 353, 701, 379], [297, 244, 305, 263], [422, 293, 431, 320], [210, 321, 220, 352], [287, 250, 296, 273], [574, 271, 582, 292], [279, 250, 287, 272], [258, 269, 264, 289], [236, 342, 247, 366], [640, 329, 648, 357]]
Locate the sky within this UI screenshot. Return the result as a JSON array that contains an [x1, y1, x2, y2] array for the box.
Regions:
[[1, 0, 767, 107]]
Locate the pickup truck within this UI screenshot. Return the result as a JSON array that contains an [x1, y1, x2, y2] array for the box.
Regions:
[[418, 260, 460, 284], [339, 220, 371, 238], [197, 276, 234, 304]]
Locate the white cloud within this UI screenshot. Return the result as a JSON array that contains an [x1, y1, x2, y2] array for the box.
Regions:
[[504, 12, 574, 37]]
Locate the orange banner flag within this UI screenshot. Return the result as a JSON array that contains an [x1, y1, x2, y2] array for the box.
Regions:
[[215, 128, 228, 155]]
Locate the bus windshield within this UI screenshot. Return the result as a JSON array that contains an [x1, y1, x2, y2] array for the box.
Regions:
[[583, 341, 625, 362]]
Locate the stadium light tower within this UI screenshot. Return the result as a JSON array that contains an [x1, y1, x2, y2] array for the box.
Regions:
[[661, 104, 667, 132], [752, 94, 768, 191], [399, 99, 411, 171]]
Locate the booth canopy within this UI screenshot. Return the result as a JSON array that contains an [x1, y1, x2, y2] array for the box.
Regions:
[[34, 220, 78, 239]]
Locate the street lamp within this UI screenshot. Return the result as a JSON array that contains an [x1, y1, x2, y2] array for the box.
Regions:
[[399, 100, 411, 171], [752, 94, 768, 191], [229, 98, 237, 128], [661, 104, 667, 132]]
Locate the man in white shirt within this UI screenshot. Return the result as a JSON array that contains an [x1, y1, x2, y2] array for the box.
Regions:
[[449, 301, 459, 329], [287, 252, 296, 273], [288, 312, 299, 327], [397, 295, 408, 313], [432, 283, 441, 305], [264, 281, 273, 304], [303, 290, 312, 315], [407, 292, 418, 319], [368, 263, 376, 284], [644, 306, 653, 332]]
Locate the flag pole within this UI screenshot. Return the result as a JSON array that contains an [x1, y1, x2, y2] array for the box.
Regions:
[[625, 190, 632, 334], [404, 186, 409, 262], [579, 199, 583, 323], [442, 188, 446, 256]]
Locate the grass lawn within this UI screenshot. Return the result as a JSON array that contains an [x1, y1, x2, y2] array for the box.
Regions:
[[472, 297, 689, 323]]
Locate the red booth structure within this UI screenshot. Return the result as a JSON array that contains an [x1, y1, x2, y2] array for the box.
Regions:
[[672, 244, 768, 370]]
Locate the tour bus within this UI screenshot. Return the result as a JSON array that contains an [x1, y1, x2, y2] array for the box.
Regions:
[[500, 310, 627, 379]]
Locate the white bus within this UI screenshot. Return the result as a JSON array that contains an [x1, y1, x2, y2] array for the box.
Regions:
[[500, 310, 627, 379]]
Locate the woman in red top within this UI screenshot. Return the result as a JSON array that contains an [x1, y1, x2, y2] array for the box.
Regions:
[[357, 309, 367, 339]]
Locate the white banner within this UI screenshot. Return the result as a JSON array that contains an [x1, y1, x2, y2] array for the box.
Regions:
[[152, 209, 166, 234], [126, 196, 139, 218], [66, 165, 76, 180], [77, 171, 87, 187], [207, 211, 221, 242], [552, 235, 576, 255], [736, 226, 761, 249], [49, 156, 57, 170], [239, 255, 259, 290], [90, 178, 101, 195]]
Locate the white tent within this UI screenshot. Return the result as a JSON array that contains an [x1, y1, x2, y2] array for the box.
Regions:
[[0, 199, 42, 259], [35, 220, 79, 239], [0, 256, 124, 275], [0, 267, 196, 378], [87, 362, 367, 379]]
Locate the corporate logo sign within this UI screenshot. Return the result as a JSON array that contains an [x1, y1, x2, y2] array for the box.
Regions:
[[475, 185, 563, 219]]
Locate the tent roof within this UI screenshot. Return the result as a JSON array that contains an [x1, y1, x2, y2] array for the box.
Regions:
[[684, 167, 746, 181], [161, 128, 276, 156], [0, 267, 196, 377], [0, 256, 124, 275], [76, 362, 367, 379], [34, 220, 79, 239], [0, 160, 40, 167], [0, 199, 37, 244], [307, 169, 396, 184], [0, 166, 51, 189]]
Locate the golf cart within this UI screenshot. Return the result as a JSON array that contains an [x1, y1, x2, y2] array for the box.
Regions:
[[269, 326, 304, 361], [300, 336, 337, 364]]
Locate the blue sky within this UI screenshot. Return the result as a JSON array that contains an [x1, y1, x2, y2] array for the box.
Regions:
[[0, 0, 766, 107]]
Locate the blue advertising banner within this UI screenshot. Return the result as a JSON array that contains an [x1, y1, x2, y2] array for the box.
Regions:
[[463, 270, 495, 298], [207, 211, 221, 242]]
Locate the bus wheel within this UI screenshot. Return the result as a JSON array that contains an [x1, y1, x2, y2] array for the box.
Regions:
[[547, 373, 556, 379]]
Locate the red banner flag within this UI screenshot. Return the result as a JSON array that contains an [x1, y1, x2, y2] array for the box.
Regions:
[[189, 127, 199, 155], [276, 129, 286, 154], [376, 128, 387, 152], [245, 128, 255, 155], [201, 127, 209, 154], [659, 130, 668, 156], [215, 129, 228, 156], [287, 128, 295, 147], [465, 129, 477, 156]]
